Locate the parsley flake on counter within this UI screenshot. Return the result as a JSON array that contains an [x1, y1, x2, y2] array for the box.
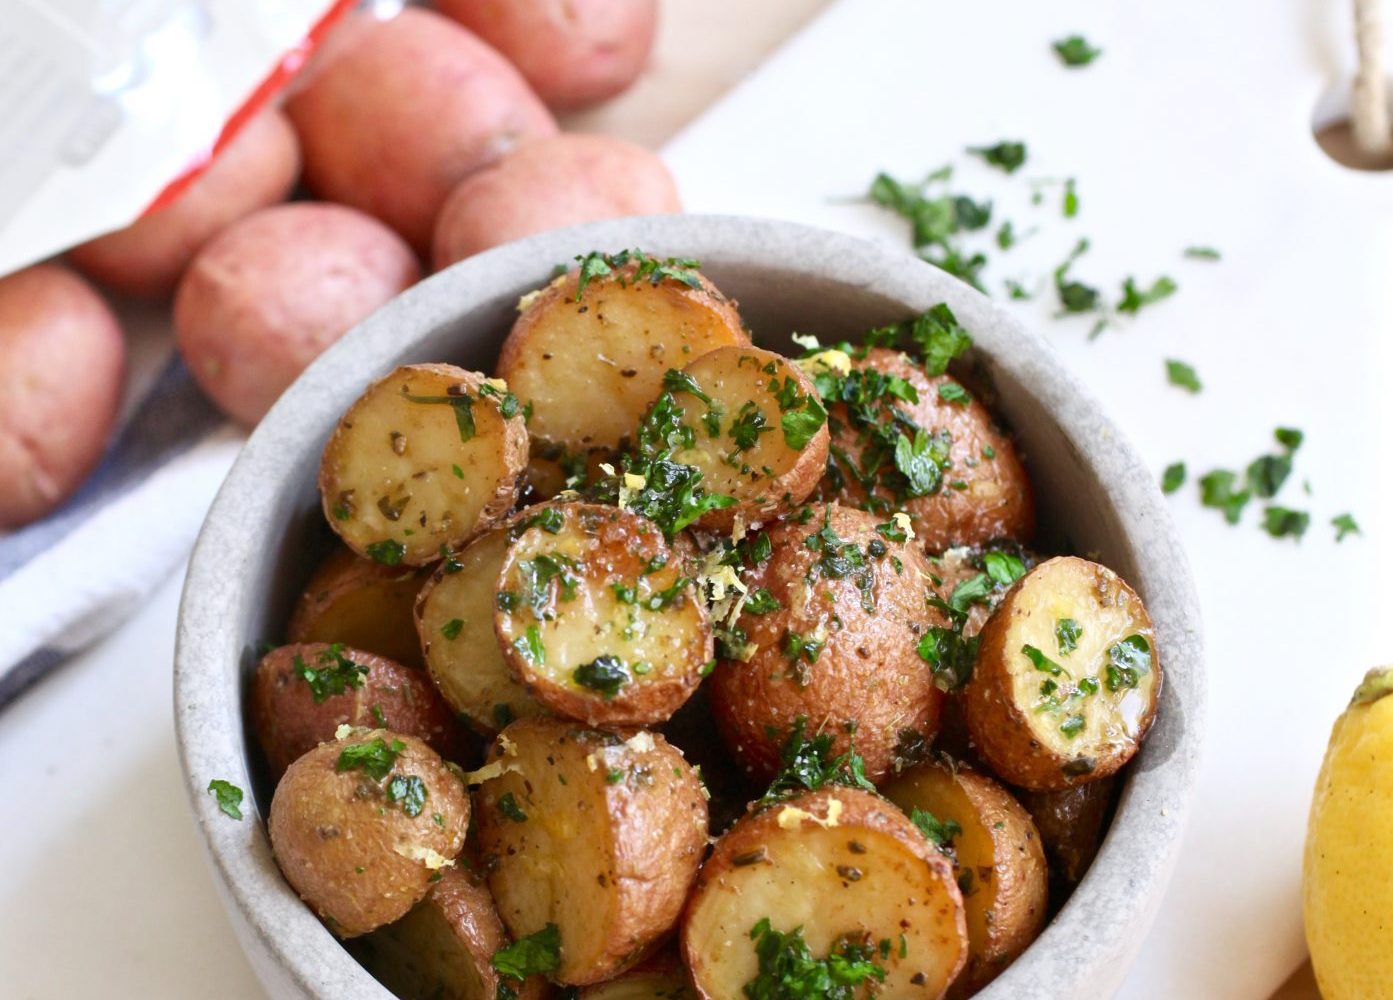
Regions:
[[1161, 462, 1186, 495], [207, 779, 244, 820], [1262, 506, 1310, 540], [1063, 178, 1079, 218], [1053, 34, 1102, 66], [1198, 469, 1251, 525], [1184, 246, 1222, 261], [967, 141, 1027, 174], [1332, 513, 1361, 542], [1165, 359, 1202, 394], [1053, 239, 1100, 314], [1117, 275, 1177, 314]]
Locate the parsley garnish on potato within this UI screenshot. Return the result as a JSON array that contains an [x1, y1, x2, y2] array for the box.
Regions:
[[745, 919, 887, 999], [756, 716, 876, 808], [492, 922, 561, 980], [294, 643, 368, 703], [336, 737, 404, 781]]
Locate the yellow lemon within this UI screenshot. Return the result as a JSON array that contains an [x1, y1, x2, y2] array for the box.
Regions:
[[1304, 667, 1393, 998]]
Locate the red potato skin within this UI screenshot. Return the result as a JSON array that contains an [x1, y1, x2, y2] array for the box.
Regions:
[[252, 643, 473, 778], [68, 109, 301, 299], [432, 133, 680, 270], [173, 202, 419, 426], [435, 0, 657, 111], [286, 8, 558, 253], [0, 265, 124, 529]]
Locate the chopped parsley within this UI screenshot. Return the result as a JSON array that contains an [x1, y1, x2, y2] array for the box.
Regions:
[[756, 717, 875, 808], [492, 923, 561, 981], [1063, 177, 1079, 218], [744, 919, 886, 1000], [365, 539, 405, 566], [440, 618, 464, 640], [207, 779, 244, 820], [336, 737, 404, 781], [1053, 34, 1102, 66], [400, 386, 477, 442], [1161, 462, 1186, 494], [1022, 644, 1065, 677], [743, 588, 782, 614], [572, 249, 702, 300], [967, 140, 1027, 174], [1117, 275, 1177, 314], [1105, 635, 1151, 691], [573, 655, 631, 699], [294, 644, 368, 703], [386, 774, 427, 817], [1055, 618, 1082, 655], [496, 792, 528, 822], [1332, 513, 1361, 542], [1199, 469, 1251, 525], [513, 625, 545, 665], [1053, 238, 1100, 315], [917, 622, 979, 691], [1165, 359, 1202, 394], [937, 381, 971, 405], [1184, 246, 1221, 261], [1262, 506, 1310, 540], [910, 808, 962, 852]]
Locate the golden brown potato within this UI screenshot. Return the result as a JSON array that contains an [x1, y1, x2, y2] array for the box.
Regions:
[[252, 643, 469, 778], [319, 364, 529, 566], [474, 718, 708, 985], [494, 502, 711, 726], [435, 0, 656, 111], [69, 108, 300, 298], [707, 503, 947, 783], [962, 556, 1161, 791], [0, 264, 124, 529], [268, 729, 470, 937], [288, 547, 429, 668], [577, 951, 691, 998], [174, 202, 420, 426], [285, 8, 557, 252], [682, 787, 967, 999], [1017, 778, 1115, 889], [415, 525, 548, 734], [351, 867, 549, 1000], [432, 134, 681, 270], [881, 759, 1048, 994], [497, 254, 748, 453], [661, 345, 829, 531], [817, 347, 1035, 552]]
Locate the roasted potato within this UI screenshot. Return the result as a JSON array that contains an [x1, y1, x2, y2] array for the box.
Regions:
[[288, 546, 430, 668], [0, 264, 124, 529], [252, 643, 469, 778], [497, 254, 748, 453], [962, 556, 1161, 791], [432, 133, 681, 270], [494, 502, 711, 726], [285, 8, 557, 252], [659, 345, 828, 530], [577, 951, 691, 998], [319, 364, 529, 566], [707, 503, 947, 783], [682, 787, 967, 999], [928, 544, 1036, 639], [817, 347, 1035, 552], [435, 0, 657, 111], [175, 202, 419, 426], [881, 759, 1048, 994], [352, 867, 549, 1000], [69, 108, 300, 298], [268, 729, 470, 937], [416, 525, 548, 733], [474, 718, 708, 985], [1017, 778, 1115, 889]]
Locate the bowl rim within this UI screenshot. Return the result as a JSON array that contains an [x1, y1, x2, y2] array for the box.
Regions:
[[174, 213, 1206, 999]]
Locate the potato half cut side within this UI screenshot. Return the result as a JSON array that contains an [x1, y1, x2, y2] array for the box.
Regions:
[[474, 718, 709, 986], [352, 867, 549, 1000], [497, 255, 749, 452], [268, 730, 470, 938], [707, 503, 946, 782], [881, 760, 1048, 994], [817, 347, 1035, 552], [494, 502, 712, 726], [963, 555, 1161, 791], [662, 345, 829, 530], [682, 787, 967, 999], [416, 526, 548, 734], [288, 546, 429, 668], [320, 364, 528, 566]]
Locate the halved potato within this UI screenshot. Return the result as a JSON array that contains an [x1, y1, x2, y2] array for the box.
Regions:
[[707, 503, 947, 782], [352, 867, 549, 1000], [658, 345, 829, 531], [288, 546, 429, 667], [578, 951, 692, 998], [881, 759, 1048, 994], [474, 718, 709, 986], [497, 254, 749, 452], [1017, 778, 1116, 889], [416, 526, 548, 734], [320, 364, 528, 566], [494, 502, 711, 726], [268, 729, 470, 938], [682, 787, 967, 999], [962, 556, 1161, 791], [817, 347, 1035, 552], [252, 643, 470, 777]]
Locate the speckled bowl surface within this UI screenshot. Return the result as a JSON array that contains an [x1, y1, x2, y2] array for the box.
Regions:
[[174, 214, 1204, 1000]]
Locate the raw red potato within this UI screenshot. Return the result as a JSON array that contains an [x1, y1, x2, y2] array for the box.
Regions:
[[435, 0, 657, 111], [0, 264, 124, 529], [286, 8, 557, 253], [432, 133, 680, 270], [173, 202, 419, 426], [69, 108, 301, 299]]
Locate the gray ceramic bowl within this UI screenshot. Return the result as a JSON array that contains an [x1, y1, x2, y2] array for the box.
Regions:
[[175, 215, 1204, 999]]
